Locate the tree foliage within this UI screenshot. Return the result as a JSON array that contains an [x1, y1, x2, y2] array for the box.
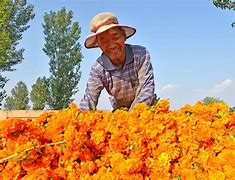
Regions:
[[213, 0, 235, 27], [0, 0, 34, 106], [42, 7, 83, 110], [4, 81, 29, 110], [201, 96, 223, 105], [230, 106, 235, 112], [213, 0, 235, 10], [201, 97, 235, 112], [0, 0, 12, 62], [0, 76, 7, 108], [30, 76, 49, 110]]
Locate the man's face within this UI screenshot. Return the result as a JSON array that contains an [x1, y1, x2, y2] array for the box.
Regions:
[[97, 27, 126, 64]]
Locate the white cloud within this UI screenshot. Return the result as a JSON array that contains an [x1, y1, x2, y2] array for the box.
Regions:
[[160, 84, 177, 93], [193, 79, 233, 94], [211, 79, 233, 93]]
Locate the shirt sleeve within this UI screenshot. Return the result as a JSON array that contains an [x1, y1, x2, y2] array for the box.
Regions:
[[130, 48, 156, 110], [79, 64, 104, 110]]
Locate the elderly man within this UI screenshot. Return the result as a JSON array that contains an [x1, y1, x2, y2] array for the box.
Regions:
[[80, 12, 157, 111]]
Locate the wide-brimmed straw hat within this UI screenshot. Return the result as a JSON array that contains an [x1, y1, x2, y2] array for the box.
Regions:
[[84, 12, 136, 49]]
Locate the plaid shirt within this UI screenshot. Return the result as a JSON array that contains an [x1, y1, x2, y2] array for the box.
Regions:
[[79, 44, 156, 111]]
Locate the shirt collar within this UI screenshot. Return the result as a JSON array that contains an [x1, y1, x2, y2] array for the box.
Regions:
[[99, 44, 134, 71]]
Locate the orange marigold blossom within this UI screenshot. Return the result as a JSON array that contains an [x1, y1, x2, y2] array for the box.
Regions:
[[0, 99, 234, 179]]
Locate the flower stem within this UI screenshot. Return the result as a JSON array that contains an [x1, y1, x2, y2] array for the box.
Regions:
[[0, 140, 66, 163]]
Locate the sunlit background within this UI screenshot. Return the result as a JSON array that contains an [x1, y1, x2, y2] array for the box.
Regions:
[[4, 0, 235, 110]]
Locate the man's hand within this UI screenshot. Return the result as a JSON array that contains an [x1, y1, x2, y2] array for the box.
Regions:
[[120, 107, 128, 111], [112, 106, 129, 112]]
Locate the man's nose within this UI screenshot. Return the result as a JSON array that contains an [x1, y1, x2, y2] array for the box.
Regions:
[[108, 41, 117, 50]]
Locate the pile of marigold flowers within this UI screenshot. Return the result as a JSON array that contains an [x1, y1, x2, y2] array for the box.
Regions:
[[0, 99, 234, 179]]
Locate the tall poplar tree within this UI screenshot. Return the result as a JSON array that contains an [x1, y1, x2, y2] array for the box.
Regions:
[[0, 0, 34, 106], [42, 7, 83, 110]]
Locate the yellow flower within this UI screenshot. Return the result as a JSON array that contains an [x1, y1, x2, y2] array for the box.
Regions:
[[208, 170, 225, 180], [158, 152, 170, 167], [66, 165, 74, 172]]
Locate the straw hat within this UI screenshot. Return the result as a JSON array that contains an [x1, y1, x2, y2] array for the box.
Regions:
[[84, 12, 136, 48]]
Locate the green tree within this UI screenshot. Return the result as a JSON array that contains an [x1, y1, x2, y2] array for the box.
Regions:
[[230, 106, 235, 112], [213, 0, 235, 9], [0, 0, 12, 62], [42, 7, 83, 110], [4, 81, 29, 110], [30, 76, 49, 110], [213, 0, 235, 27], [202, 96, 235, 112], [201, 96, 223, 105], [0, 76, 7, 108], [0, 0, 34, 106]]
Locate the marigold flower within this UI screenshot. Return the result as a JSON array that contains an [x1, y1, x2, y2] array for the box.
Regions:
[[0, 100, 234, 179]]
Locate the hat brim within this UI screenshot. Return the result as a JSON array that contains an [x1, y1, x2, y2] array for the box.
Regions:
[[84, 24, 136, 49]]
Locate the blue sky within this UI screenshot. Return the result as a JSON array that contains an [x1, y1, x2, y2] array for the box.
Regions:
[[4, 0, 235, 110]]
